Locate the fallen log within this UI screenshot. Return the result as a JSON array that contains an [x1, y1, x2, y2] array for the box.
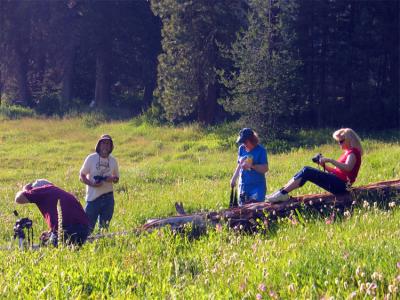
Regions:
[[141, 179, 400, 233], [2, 180, 398, 251]]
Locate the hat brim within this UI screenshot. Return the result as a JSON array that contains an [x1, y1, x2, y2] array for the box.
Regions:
[[236, 136, 245, 144], [96, 136, 114, 154]]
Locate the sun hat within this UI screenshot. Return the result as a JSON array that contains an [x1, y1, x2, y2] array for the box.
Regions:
[[95, 134, 114, 154], [236, 128, 255, 144]]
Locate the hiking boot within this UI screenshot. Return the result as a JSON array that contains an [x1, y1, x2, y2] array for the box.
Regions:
[[266, 191, 289, 203]]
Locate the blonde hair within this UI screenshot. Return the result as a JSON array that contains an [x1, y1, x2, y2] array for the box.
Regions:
[[333, 128, 363, 155]]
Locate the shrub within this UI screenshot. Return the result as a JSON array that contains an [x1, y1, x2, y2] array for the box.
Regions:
[[0, 104, 35, 120], [134, 101, 167, 126], [82, 111, 108, 128], [35, 93, 62, 116]]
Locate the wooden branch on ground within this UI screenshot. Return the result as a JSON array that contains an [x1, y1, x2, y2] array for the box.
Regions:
[[141, 179, 400, 233]]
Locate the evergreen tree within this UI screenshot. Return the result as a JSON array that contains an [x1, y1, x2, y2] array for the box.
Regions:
[[220, 0, 302, 136], [151, 0, 244, 124]]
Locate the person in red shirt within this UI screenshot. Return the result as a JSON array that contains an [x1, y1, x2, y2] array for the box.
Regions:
[[267, 128, 363, 202], [15, 179, 90, 246]]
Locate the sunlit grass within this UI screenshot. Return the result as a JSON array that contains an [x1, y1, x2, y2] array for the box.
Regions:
[[0, 118, 399, 298]]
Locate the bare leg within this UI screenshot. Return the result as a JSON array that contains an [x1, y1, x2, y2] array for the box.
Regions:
[[282, 177, 302, 193]]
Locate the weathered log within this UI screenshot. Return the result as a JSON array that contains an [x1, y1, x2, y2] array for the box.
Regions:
[[141, 179, 400, 233]]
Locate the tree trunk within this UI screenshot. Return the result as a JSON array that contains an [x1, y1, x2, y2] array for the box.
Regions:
[[0, 68, 3, 106], [143, 76, 156, 109], [317, 4, 328, 127], [392, 47, 399, 129], [61, 46, 75, 105], [14, 47, 33, 107], [197, 33, 217, 125], [94, 1, 113, 109], [344, 2, 356, 115], [197, 82, 217, 124], [205, 82, 217, 123], [307, 0, 315, 127], [94, 37, 112, 109], [388, 1, 399, 128], [197, 76, 207, 123]]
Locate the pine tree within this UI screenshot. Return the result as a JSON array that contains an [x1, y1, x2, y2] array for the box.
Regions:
[[151, 0, 244, 124], [220, 0, 302, 136]]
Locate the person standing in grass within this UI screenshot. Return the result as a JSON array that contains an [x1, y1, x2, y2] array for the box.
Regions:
[[266, 128, 363, 202], [230, 128, 268, 206], [80, 134, 119, 233], [15, 179, 90, 246]]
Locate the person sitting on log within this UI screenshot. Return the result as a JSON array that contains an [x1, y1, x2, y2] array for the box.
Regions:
[[266, 128, 363, 203], [15, 179, 90, 246], [230, 128, 269, 206]]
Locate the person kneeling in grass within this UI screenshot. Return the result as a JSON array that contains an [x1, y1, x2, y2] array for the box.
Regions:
[[266, 128, 363, 203], [15, 179, 90, 246]]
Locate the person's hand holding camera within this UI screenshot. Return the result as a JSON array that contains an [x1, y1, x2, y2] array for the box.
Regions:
[[319, 156, 334, 168], [319, 157, 331, 164], [239, 157, 252, 170], [91, 180, 103, 187], [105, 175, 119, 183], [92, 176, 105, 187]]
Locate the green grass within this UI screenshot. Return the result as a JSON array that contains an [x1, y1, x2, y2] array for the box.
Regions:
[[0, 118, 399, 299]]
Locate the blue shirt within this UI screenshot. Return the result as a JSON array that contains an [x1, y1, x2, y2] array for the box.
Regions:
[[238, 144, 268, 201]]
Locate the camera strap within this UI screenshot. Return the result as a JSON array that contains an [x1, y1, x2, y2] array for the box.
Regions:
[[229, 187, 238, 208]]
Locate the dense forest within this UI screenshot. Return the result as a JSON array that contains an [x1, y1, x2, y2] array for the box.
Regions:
[[0, 0, 398, 135]]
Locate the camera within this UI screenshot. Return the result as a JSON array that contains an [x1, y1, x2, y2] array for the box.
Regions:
[[93, 175, 108, 183], [312, 153, 322, 163], [13, 210, 33, 249]]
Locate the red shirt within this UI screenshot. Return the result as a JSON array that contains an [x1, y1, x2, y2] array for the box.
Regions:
[[23, 185, 89, 231], [330, 148, 361, 184]]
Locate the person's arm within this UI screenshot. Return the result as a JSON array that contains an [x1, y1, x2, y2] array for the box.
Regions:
[[250, 164, 268, 174], [230, 164, 241, 188], [320, 153, 356, 172], [105, 175, 119, 183], [247, 147, 268, 174], [79, 155, 102, 187], [80, 172, 102, 187], [15, 191, 30, 204]]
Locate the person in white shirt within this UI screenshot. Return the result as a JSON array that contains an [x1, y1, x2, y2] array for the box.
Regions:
[[80, 134, 119, 233]]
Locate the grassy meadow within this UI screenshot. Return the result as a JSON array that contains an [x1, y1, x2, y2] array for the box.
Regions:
[[0, 117, 399, 299]]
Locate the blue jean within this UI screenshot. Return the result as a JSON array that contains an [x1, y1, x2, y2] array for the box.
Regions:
[[293, 166, 348, 194], [239, 183, 266, 206], [63, 224, 90, 245], [48, 224, 89, 247], [85, 192, 114, 233]]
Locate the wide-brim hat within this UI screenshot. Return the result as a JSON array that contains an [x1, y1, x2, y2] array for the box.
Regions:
[[236, 128, 255, 144], [95, 134, 114, 154]]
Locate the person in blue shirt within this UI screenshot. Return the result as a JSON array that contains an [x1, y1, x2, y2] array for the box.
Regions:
[[230, 128, 268, 206]]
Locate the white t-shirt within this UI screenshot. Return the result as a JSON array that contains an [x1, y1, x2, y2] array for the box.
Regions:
[[80, 153, 119, 202]]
